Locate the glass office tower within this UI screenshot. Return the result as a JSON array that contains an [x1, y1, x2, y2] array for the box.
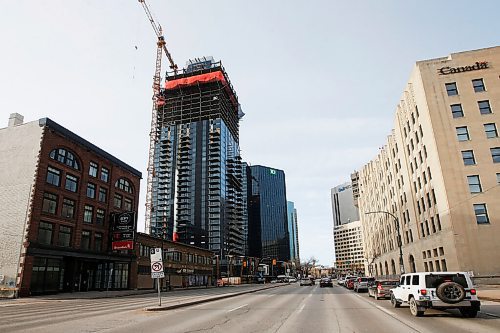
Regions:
[[148, 58, 246, 257], [248, 165, 290, 261], [287, 201, 300, 264]]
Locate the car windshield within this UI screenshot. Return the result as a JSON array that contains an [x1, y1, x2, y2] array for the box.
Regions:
[[425, 274, 468, 288], [380, 281, 398, 286]]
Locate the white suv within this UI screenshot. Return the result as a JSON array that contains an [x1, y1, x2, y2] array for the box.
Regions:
[[390, 272, 480, 317]]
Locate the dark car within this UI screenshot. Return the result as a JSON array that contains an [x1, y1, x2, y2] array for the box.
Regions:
[[320, 277, 333, 288], [368, 280, 399, 300]]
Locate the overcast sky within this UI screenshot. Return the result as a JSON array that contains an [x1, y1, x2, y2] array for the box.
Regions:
[[1, 1, 499, 266]]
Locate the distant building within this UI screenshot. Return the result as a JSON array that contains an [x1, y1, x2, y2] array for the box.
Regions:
[[0, 115, 141, 296], [358, 46, 500, 279], [287, 201, 300, 265], [331, 182, 359, 227], [247, 165, 290, 262], [334, 221, 364, 273], [351, 171, 360, 208]]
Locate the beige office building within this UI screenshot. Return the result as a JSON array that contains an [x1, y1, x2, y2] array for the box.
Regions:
[[358, 46, 500, 281], [334, 220, 365, 273]]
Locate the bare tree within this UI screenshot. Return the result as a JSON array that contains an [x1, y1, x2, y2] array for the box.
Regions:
[[300, 256, 317, 276]]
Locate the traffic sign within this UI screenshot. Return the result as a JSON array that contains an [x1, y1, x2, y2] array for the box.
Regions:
[[150, 248, 162, 262]]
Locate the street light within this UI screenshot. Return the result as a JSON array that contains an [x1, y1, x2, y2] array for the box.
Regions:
[[365, 211, 405, 275]]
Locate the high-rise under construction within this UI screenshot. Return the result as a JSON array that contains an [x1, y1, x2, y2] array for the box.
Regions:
[[146, 57, 246, 257]]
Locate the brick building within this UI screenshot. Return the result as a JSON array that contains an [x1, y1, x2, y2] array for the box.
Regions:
[[134, 233, 214, 289], [0, 114, 141, 296]]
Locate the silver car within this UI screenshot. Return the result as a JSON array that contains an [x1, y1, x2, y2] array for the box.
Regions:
[[354, 277, 375, 292]]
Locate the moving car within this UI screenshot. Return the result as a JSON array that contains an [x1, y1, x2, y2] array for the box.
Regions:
[[390, 272, 480, 317], [368, 280, 399, 300], [300, 278, 313, 286], [320, 277, 333, 288], [354, 277, 375, 292]]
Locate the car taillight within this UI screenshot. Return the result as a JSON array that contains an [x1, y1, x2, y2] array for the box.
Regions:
[[377, 284, 382, 290], [420, 289, 427, 295], [470, 289, 476, 295]]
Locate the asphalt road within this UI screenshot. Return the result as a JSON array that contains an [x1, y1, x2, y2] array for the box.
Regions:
[[1, 283, 500, 332]]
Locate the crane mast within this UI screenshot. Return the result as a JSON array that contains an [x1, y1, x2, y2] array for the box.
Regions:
[[138, 0, 178, 237]]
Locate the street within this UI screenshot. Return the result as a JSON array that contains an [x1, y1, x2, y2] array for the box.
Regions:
[[1, 283, 500, 333]]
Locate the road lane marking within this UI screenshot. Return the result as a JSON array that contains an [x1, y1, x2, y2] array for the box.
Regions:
[[227, 304, 248, 312]]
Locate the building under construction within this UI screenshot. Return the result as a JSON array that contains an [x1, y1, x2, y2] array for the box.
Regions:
[[147, 57, 247, 258]]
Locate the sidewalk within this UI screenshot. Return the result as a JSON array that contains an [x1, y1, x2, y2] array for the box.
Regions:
[[477, 285, 500, 302], [21, 283, 279, 301]]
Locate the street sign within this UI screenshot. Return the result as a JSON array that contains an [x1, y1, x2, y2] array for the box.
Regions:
[[112, 240, 134, 250], [150, 248, 162, 262], [150, 248, 165, 279]]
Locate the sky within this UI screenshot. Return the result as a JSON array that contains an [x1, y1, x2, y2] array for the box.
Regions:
[[1, 1, 499, 266]]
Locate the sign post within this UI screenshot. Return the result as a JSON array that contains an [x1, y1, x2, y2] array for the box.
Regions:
[[150, 248, 165, 306]]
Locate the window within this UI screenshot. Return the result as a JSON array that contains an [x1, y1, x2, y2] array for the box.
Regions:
[[65, 174, 78, 192], [412, 275, 419, 285], [456, 127, 470, 141], [38, 222, 53, 245], [49, 148, 80, 170], [115, 178, 133, 193], [58, 225, 72, 247], [42, 192, 58, 214], [484, 123, 498, 138], [478, 100, 492, 115], [100, 167, 109, 182], [114, 194, 122, 209], [472, 78, 485, 92], [98, 187, 107, 203], [445, 82, 458, 96], [86, 183, 96, 199], [61, 198, 75, 219], [491, 147, 500, 163], [467, 175, 482, 193], [84, 205, 93, 223], [46, 167, 61, 186], [96, 208, 105, 225], [497, 173, 500, 184], [474, 204, 489, 224], [461, 150, 476, 165], [451, 104, 464, 118], [89, 162, 98, 177], [81, 231, 91, 250], [124, 198, 133, 211], [94, 233, 103, 252]]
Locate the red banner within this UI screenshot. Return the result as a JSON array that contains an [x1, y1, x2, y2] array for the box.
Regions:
[[112, 241, 134, 250]]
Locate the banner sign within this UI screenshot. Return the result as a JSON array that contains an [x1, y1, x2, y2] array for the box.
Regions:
[[111, 212, 137, 250]]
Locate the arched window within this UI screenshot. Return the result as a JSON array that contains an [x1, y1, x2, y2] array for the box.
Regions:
[[409, 255, 416, 273], [379, 262, 383, 277], [391, 259, 396, 275], [115, 178, 133, 194], [49, 148, 80, 170], [375, 265, 379, 277], [384, 261, 389, 276]]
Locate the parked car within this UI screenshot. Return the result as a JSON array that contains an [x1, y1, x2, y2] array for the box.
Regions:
[[337, 277, 346, 286], [346, 277, 356, 289], [320, 277, 333, 288], [288, 277, 297, 283], [368, 280, 399, 300], [354, 277, 375, 292], [390, 272, 480, 317], [300, 278, 313, 286]]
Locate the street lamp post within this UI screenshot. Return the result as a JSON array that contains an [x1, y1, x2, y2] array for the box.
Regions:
[[365, 211, 405, 274]]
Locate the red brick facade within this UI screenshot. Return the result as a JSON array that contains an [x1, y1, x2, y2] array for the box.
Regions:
[[18, 120, 142, 296]]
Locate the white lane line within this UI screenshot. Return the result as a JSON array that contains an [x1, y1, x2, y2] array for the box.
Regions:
[[227, 304, 248, 312], [298, 303, 306, 313]]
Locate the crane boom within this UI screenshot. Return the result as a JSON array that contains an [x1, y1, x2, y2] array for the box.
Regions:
[[138, 0, 178, 72]]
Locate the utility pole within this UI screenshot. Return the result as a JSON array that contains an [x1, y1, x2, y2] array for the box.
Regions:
[[365, 211, 405, 274]]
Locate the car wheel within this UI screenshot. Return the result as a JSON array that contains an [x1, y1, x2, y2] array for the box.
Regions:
[[390, 294, 400, 308], [460, 307, 478, 318], [436, 282, 466, 304], [409, 297, 424, 317]]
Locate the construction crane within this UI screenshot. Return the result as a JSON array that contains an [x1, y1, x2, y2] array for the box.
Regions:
[[138, 0, 178, 237]]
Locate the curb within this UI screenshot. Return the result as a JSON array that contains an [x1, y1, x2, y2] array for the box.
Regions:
[[144, 284, 282, 311], [479, 296, 500, 303]]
